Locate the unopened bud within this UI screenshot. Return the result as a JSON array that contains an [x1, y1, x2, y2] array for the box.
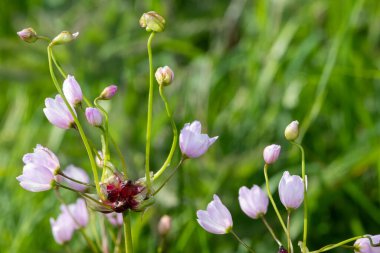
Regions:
[[158, 215, 172, 236], [85, 107, 103, 127], [284, 120, 299, 141], [263, 144, 281, 164], [50, 31, 79, 46], [155, 66, 174, 86], [17, 28, 38, 43], [99, 85, 118, 100], [139, 11, 165, 33]]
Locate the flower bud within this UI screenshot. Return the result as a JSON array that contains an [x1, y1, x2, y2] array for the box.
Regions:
[[354, 235, 380, 253], [263, 144, 281, 164], [50, 31, 79, 46], [63, 75, 83, 106], [155, 66, 174, 86], [85, 107, 103, 127], [158, 215, 172, 236], [17, 28, 38, 43], [99, 85, 118, 100], [284, 120, 299, 141], [139, 11, 166, 33]]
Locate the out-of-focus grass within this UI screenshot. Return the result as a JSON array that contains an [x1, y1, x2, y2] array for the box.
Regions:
[[1, 0, 379, 252]]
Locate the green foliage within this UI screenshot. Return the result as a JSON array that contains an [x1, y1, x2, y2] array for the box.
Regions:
[[1, 0, 379, 252]]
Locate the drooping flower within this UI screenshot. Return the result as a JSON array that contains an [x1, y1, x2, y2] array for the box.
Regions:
[[85, 107, 103, 127], [61, 198, 89, 228], [17, 144, 60, 192], [263, 144, 281, 164], [278, 171, 304, 210], [60, 165, 89, 192], [50, 212, 76, 245], [284, 120, 299, 141], [43, 95, 76, 129], [238, 185, 269, 219], [354, 235, 380, 253], [196, 194, 233, 234], [179, 121, 218, 158], [105, 212, 123, 227], [158, 215, 172, 236], [99, 85, 118, 100], [155, 66, 174, 86], [63, 75, 83, 106]]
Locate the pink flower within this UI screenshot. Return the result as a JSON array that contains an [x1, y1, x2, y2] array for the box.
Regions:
[[43, 95, 76, 129], [278, 171, 304, 210], [105, 212, 123, 227], [17, 145, 60, 192], [238, 185, 269, 219], [50, 212, 75, 245], [196, 195, 233, 234], [17, 28, 38, 43], [63, 75, 83, 106], [61, 198, 89, 228], [158, 215, 172, 236], [100, 85, 118, 100], [179, 121, 218, 158], [263, 144, 281, 164], [354, 235, 380, 253], [60, 165, 89, 192], [85, 107, 103, 127]]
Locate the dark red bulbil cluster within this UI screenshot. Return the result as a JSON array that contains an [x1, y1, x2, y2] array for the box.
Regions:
[[101, 173, 147, 213], [278, 246, 288, 253]]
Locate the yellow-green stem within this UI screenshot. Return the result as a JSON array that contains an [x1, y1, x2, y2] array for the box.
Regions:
[[47, 46, 100, 195], [309, 236, 364, 253], [263, 164, 289, 239], [145, 32, 156, 192], [123, 211, 133, 253], [110, 134, 128, 176], [230, 230, 256, 253], [261, 216, 282, 246], [153, 157, 185, 196], [153, 85, 178, 181], [291, 141, 308, 252], [287, 210, 294, 253]]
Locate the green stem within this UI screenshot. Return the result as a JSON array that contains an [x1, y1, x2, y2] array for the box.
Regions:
[[145, 32, 156, 193], [153, 157, 185, 196], [123, 211, 133, 253], [153, 85, 178, 181], [263, 164, 289, 238], [287, 210, 293, 253], [260, 216, 282, 246], [47, 46, 100, 195], [110, 134, 128, 176], [58, 171, 95, 187], [230, 230, 256, 253], [94, 98, 110, 181], [309, 236, 364, 253], [291, 141, 308, 252]]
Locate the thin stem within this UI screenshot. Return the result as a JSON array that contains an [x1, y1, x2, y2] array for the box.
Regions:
[[291, 141, 308, 252], [58, 171, 95, 187], [47, 46, 100, 195], [110, 134, 128, 176], [153, 157, 185, 196], [114, 227, 123, 253], [123, 211, 133, 253], [64, 244, 73, 253], [309, 236, 364, 253], [153, 85, 178, 181], [260, 216, 282, 246], [145, 32, 156, 193], [230, 230, 256, 253], [263, 164, 288, 236], [287, 210, 294, 253]]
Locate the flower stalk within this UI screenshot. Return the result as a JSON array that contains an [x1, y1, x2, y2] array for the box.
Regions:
[[123, 211, 133, 253]]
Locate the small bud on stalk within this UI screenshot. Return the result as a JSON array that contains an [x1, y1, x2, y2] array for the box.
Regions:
[[158, 215, 172, 236], [17, 28, 38, 43], [263, 144, 281, 164], [99, 85, 118, 100], [155, 66, 174, 86], [63, 75, 83, 106], [284, 120, 299, 141], [139, 11, 166, 33], [50, 31, 79, 46]]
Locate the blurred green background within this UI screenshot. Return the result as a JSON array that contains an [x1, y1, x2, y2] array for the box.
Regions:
[[1, 0, 380, 252]]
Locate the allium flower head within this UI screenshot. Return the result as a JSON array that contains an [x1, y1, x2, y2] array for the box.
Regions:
[[354, 235, 380, 253], [279, 171, 305, 210], [50, 212, 75, 245], [60, 165, 89, 192], [196, 194, 233, 234], [238, 185, 269, 219], [263, 144, 281, 164], [85, 107, 103, 127], [43, 95, 76, 129], [63, 75, 83, 106], [179, 121, 218, 158]]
